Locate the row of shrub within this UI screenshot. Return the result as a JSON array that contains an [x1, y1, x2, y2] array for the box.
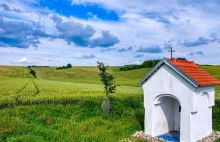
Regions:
[[56, 63, 72, 70], [119, 59, 160, 71], [28, 66, 36, 78], [30, 65, 50, 67], [119, 58, 192, 71]]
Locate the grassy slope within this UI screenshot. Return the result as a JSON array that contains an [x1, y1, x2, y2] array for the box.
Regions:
[[33, 65, 220, 87], [0, 65, 219, 141], [33, 66, 151, 86], [0, 66, 31, 78], [0, 77, 143, 142]]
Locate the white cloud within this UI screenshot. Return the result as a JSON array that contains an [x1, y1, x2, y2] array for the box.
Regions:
[[19, 57, 28, 63], [11, 57, 31, 64], [0, 0, 220, 65], [81, 53, 95, 58], [130, 61, 142, 65], [71, 0, 179, 13], [46, 57, 59, 62]]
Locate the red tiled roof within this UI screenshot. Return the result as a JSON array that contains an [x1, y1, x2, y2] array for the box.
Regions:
[[167, 58, 220, 86]]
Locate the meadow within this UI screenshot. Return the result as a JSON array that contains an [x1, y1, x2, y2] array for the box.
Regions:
[[0, 65, 219, 142], [33, 66, 151, 86]]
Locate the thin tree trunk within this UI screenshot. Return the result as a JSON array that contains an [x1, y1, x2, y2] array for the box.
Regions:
[[102, 93, 111, 113]]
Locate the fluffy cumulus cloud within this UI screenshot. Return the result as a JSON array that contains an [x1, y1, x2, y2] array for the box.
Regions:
[[0, 10, 119, 49], [81, 53, 96, 59], [118, 46, 132, 52], [134, 54, 144, 58], [11, 57, 30, 64], [163, 42, 173, 50], [0, 18, 52, 48], [101, 47, 116, 52], [0, 3, 21, 13], [0, 4, 10, 11], [179, 34, 220, 47], [180, 37, 210, 47], [136, 46, 163, 53], [1, 0, 220, 65], [51, 14, 62, 23], [55, 21, 96, 46], [52, 16, 119, 47], [187, 51, 204, 56], [90, 31, 119, 47], [46, 57, 59, 62]]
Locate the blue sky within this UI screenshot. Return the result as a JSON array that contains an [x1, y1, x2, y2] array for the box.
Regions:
[[0, 0, 220, 66]]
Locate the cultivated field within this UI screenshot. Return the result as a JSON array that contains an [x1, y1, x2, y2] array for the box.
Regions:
[[0, 66, 219, 141], [33, 66, 151, 86]]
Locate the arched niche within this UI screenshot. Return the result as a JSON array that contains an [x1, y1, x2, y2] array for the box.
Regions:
[[153, 94, 181, 106]]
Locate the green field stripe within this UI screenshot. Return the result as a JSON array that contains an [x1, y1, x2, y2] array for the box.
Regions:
[[32, 80, 40, 95], [16, 80, 31, 95]]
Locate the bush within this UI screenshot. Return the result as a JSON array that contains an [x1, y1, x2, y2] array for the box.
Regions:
[[28, 66, 36, 78], [56, 64, 72, 70], [119, 59, 160, 71], [67, 63, 72, 68]]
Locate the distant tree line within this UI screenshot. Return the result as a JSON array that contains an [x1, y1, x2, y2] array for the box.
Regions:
[[28, 66, 36, 78], [30, 65, 50, 67], [141, 59, 161, 68], [175, 58, 186, 60], [119, 59, 161, 71], [199, 64, 215, 66], [119, 57, 189, 71], [56, 63, 72, 70]]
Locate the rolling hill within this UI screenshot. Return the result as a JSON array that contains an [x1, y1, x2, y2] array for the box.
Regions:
[[31, 66, 151, 86], [0, 65, 219, 141]]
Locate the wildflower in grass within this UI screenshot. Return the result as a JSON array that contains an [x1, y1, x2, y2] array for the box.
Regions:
[[46, 119, 53, 125], [38, 115, 45, 119], [121, 121, 125, 126], [82, 125, 87, 131], [66, 104, 71, 107], [4, 128, 12, 133]]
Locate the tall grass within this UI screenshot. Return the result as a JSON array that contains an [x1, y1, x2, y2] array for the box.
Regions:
[[0, 66, 31, 78], [0, 77, 142, 108], [0, 77, 144, 142], [0, 65, 220, 141], [33, 66, 151, 86]]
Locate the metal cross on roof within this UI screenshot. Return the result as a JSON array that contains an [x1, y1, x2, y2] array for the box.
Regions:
[[168, 47, 175, 59]]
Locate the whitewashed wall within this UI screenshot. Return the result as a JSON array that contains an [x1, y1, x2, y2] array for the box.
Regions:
[[142, 64, 214, 142], [190, 86, 215, 142]]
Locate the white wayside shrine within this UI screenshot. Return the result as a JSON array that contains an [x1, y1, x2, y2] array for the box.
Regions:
[[138, 58, 220, 142]]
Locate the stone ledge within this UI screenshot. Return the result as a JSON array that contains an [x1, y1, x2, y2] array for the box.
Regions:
[[196, 131, 220, 142], [131, 131, 167, 142], [132, 130, 220, 142]]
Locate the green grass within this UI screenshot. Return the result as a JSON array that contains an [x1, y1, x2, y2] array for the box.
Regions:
[[0, 102, 143, 142], [33, 66, 151, 86], [0, 65, 219, 141], [0, 65, 218, 87], [0, 66, 31, 78], [201, 65, 220, 90], [201, 66, 220, 80], [0, 77, 143, 142]]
